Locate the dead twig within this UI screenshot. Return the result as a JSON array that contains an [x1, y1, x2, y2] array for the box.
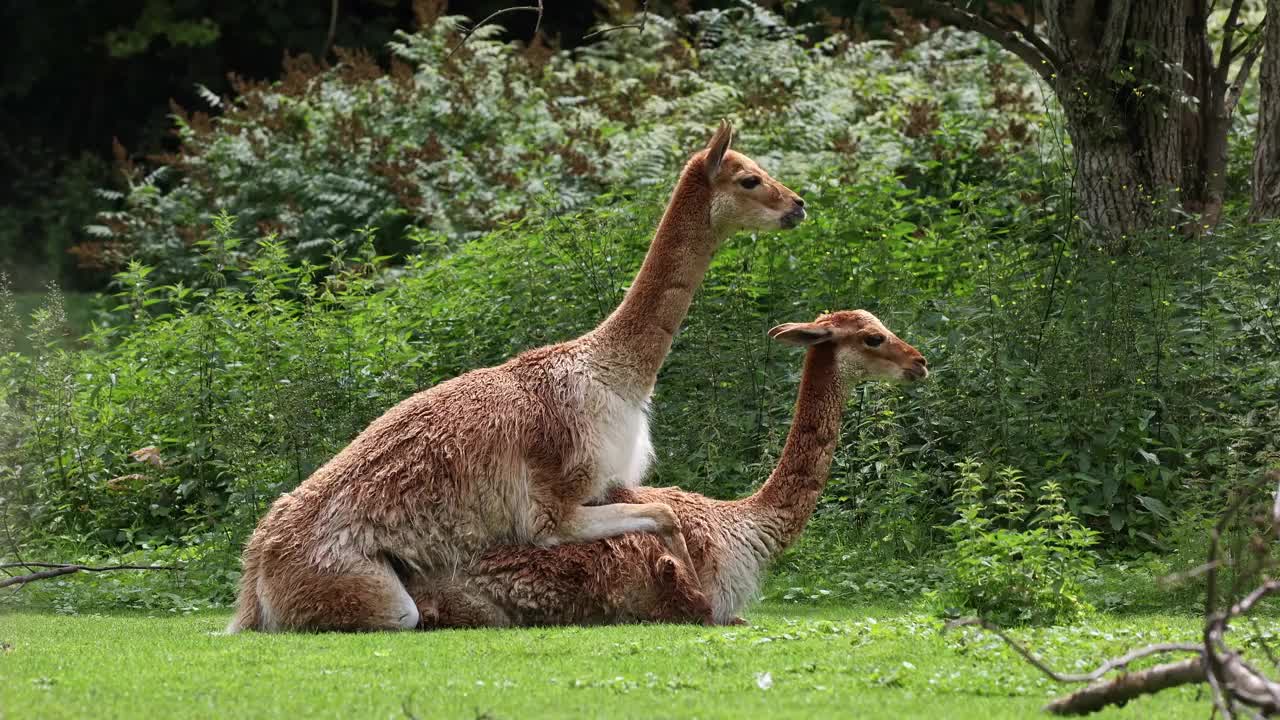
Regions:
[[446, 1, 544, 60], [0, 563, 181, 590], [583, 1, 650, 41], [947, 618, 1202, 684]]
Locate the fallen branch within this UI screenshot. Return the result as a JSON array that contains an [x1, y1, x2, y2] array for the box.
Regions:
[[1042, 657, 1205, 715], [951, 471, 1280, 718], [0, 562, 181, 589], [953, 620, 1280, 716]]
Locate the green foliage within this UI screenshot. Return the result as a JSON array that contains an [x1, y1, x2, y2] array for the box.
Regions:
[[5, 6, 1280, 627], [104, 0, 220, 58], [92, 5, 1042, 284], [10, 167, 1280, 616], [936, 459, 1098, 625]]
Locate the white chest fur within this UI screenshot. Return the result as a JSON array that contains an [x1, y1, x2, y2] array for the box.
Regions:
[[587, 387, 654, 497]]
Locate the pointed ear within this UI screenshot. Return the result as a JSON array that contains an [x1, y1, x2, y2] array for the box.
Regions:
[[767, 322, 833, 346], [705, 119, 733, 180]]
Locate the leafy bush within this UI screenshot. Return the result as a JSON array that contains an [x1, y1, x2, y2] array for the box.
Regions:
[[10, 175, 1280, 609], [936, 459, 1098, 625], [86, 4, 1043, 284]]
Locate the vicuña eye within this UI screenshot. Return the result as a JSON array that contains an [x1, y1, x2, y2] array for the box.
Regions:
[[739, 176, 761, 189], [864, 334, 885, 348]]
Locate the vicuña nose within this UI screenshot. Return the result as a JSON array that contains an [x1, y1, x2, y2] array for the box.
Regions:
[[915, 356, 927, 367], [794, 196, 805, 207]]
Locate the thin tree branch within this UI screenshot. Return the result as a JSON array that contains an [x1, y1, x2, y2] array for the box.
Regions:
[[885, 0, 1057, 82], [0, 562, 181, 570], [1098, 0, 1133, 69], [1229, 19, 1268, 62], [1205, 474, 1274, 623], [1201, 472, 1280, 718], [1223, 20, 1264, 114], [1217, 0, 1251, 85], [1224, 580, 1280, 621], [320, 0, 339, 59], [946, 617, 1203, 683], [445, 1, 544, 60], [0, 563, 181, 590], [0, 566, 80, 587], [989, 11, 1063, 73], [955, 472, 1280, 718], [583, 0, 650, 41]]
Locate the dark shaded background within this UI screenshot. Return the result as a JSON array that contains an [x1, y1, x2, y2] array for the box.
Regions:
[[0, 0, 885, 289]]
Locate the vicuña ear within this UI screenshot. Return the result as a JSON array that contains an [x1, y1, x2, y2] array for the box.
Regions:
[[705, 119, 733, 180], [767, 322, 833, 346]]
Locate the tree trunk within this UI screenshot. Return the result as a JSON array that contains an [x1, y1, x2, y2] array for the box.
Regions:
[[1254, 0, 1280, 221], [1067, 120, 1157, 241], [1186, 0, 1261, 228], [1182, 0, 1219, 221], [1046, 0, 1184, 245], [890, 0, 1265, 243]]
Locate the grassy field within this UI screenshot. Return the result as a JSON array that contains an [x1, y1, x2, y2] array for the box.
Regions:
[[0, 603, 1212, 719]]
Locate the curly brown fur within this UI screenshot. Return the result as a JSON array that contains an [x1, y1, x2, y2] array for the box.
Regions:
[[407, 310, 927, 627], [228, 122, 805, 633]]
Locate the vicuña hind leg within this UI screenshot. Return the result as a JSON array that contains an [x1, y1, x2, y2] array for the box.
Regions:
[[650, 555, 716, 625], [258, 556, 419, 632]]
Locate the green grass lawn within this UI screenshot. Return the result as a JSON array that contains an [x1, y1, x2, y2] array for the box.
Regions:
[[0, 603, 1213, 719]]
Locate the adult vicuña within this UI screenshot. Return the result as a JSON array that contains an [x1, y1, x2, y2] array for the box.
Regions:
[[229, 121, 806, 632], [402, 310, 927, 628]]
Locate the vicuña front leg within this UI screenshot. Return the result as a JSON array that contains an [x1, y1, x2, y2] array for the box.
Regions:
[[539, 502, 699, 575]]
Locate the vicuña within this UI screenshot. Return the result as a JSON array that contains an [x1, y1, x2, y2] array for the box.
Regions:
[[229, 121, 806, 632], [403, 310, 927, 627]]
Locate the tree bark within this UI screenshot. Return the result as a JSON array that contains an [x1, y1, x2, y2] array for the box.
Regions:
[[1045, 0, 1183, 245], [1254, 0, 1280, 220], [1187, 0, 1263, 227], [1067, 124, 1157, 241], [889, 0, 1267, 244]]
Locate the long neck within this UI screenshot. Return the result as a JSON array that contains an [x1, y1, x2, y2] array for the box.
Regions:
[[744, 344, 846, 552], [591, 157, 721, 390]]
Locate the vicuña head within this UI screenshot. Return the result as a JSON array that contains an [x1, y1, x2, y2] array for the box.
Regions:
[[768, 309, 928, 384], [700, 120, 806, 237]]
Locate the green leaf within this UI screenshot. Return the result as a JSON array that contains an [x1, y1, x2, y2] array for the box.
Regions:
[[1135, 495, 1171, 521]]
